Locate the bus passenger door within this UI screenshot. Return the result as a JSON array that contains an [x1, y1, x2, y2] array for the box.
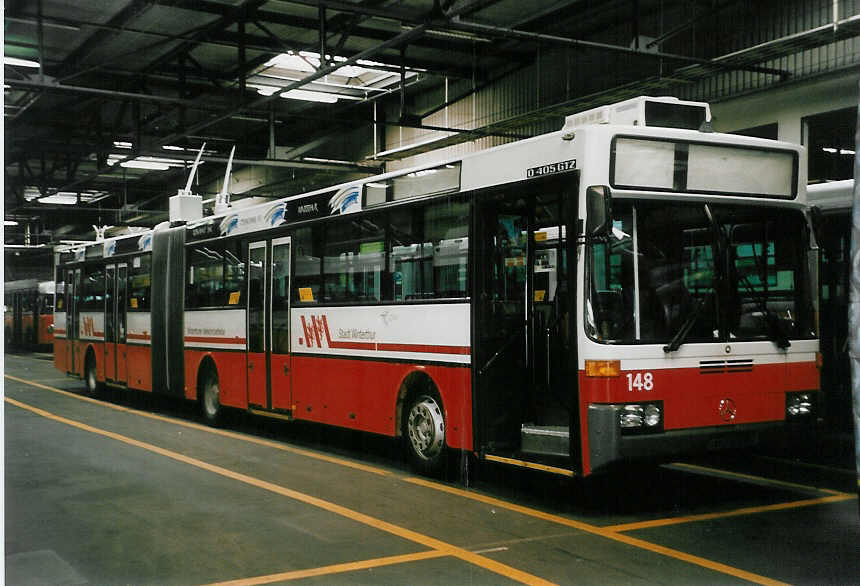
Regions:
[[474, 185, 573, 461], [269, 238, 292, 412], [116, 264, 128, 383], [104, 265, 116, 381], [247, 237, 292, 414], [67, 269, 80, 373], [247, 241, 268, 408]]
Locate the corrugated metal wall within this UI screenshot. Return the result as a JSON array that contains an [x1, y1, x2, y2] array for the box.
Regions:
[[384, 0, 859, 171]]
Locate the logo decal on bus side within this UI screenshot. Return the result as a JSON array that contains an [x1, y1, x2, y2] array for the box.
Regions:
[[329, 186, 361, 215], [719, 398, 737, 421], [137, 233, 152, 251], [220, 214, 239, 236], [264, 202, 286, 226], [82, 316, 95, 337], [300, 315, 331, 348]]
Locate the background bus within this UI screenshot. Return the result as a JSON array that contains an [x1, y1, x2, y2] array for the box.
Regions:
[[5, 279, 55, 350], [54, 96, 819, 478], [808, 179, 853, 433]]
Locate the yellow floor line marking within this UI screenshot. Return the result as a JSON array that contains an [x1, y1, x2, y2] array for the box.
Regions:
[[404, 477, 789, 586], [6, 397, 554, 586], [6, 372, 844, 585], [203, 550, 447, 585], [4, 374, 389, 477], [666, 462, 847, 496], [603, 494, 857, 532]]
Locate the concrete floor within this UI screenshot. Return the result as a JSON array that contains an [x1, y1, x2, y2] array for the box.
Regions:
[[4, 353, 858, 585]]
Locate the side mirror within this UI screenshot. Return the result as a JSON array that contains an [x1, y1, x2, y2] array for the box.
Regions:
[[586, 185, 613, 238]]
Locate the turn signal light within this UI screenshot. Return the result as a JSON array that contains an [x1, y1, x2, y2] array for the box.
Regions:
[[815, 352, 823, 369], [585, 359, 621, 377]]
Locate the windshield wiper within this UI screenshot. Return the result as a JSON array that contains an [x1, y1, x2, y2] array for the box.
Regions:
[[663, 299, 702, 353], [707, 205, 791, 350]]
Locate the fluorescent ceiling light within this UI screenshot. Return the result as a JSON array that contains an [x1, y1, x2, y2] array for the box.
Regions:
[[250, 83, 338, 103], [282, 89, 338, 103], [38, 194, 78, 205], [262, 50, 414, 81], [303, 156, 353, 164], [113, 140, 133, 149], [4, 56, 40, 68], [4, 220, 19, 226], [163, 145, 185, 151], [120, 160, 171, 170], [822, 147, 856, 155], [108, 154, 186, 169]]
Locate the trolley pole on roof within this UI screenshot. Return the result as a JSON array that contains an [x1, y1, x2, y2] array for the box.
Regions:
[[851, 88, 860, 509]]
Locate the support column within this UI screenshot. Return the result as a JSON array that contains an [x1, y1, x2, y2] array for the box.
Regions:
[[849, 85, 860, 506]]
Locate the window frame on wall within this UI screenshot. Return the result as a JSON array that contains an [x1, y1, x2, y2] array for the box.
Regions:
[[803, 107, 857, 183]]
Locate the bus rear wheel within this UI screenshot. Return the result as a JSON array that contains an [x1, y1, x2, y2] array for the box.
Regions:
[[404, 393, 446, 475], [200, 369, 222, 426], [84, 352, 102, 398]]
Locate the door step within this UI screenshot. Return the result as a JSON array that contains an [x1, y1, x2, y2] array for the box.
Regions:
[[521, 425, 569, 457]]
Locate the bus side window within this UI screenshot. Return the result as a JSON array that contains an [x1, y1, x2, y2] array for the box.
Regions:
[[323, 217, 384, 303], [424, 198, 469, 298], [128, 255, 151, 311], [293, 226, 322, 303], [55, 270, 65, 311]]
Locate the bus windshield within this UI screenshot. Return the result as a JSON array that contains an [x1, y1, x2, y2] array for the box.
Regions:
[[587, 200, 816, 346]]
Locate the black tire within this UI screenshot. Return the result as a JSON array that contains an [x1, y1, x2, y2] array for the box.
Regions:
[[199, 368, 222, 426], [84, 351, 103, 398], [403, 392, 446, 476]]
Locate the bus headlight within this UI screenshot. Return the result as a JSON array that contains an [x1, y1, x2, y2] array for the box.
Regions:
[[786, 392, 814, 417], [619, 402, 663, 433], [644, 404, 661, 427]]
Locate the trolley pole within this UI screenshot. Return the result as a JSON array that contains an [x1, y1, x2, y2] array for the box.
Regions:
[[850, 88, 860, 509]]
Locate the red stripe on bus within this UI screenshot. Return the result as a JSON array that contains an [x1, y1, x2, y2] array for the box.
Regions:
[[326, 340, 470, 355], [377, 343, 471, 355], [328, 340, 375, 350], [184, 336, 247, 345], [127, 333, 151, 340]]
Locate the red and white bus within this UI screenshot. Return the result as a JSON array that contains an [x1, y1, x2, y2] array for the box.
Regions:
[[53, 96, 820, 477], [5, 279, 54, 350]]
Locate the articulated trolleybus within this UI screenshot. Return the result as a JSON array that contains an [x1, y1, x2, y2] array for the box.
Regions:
[[54, 96, 819, 477]]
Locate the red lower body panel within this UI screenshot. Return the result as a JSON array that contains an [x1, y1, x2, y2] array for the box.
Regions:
[[578, 361, 819, 475], [291, 355, 473, 450]]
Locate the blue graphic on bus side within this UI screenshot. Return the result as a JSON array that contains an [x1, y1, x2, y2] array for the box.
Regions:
[[265, 202, 287, 227], [137, 233, 152, 251], [220, 214, 239, 235], [329, 186, 361, 215]]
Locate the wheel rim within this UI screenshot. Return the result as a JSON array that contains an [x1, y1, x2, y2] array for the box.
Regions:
[[203, 380, 220, 418], [407, 396, 444, 461]]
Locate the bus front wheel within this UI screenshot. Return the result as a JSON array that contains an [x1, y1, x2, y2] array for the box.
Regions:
[[403, 393, 446, 475], [200, 369, 222, 426]]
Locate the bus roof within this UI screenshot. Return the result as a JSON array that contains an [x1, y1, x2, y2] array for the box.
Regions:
[[807, 179, 853, 211]]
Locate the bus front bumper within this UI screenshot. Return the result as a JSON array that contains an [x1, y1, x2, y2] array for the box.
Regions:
[[587, 403, 808, 474]]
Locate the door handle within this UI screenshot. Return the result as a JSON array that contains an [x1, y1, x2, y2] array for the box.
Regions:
[[248, 362, 254, 370], [283, 364, 290, 375]]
